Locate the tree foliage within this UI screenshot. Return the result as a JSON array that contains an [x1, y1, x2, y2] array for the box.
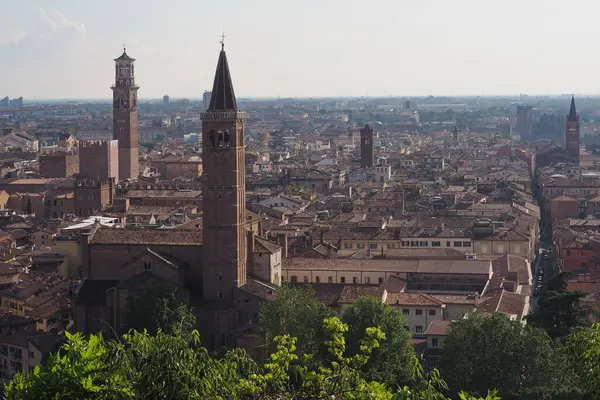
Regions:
[[2, 316, 501, 400], [259, 284, 333, 356], [342, 297, 418, 387], [440, 312, 576, 400], [527, 272, 588, 338], [124, 282, 196, 338]]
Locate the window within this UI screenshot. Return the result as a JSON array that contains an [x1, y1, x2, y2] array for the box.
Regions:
[[378, 277, 384, 284], [428, 309, 436, 316], [462, 242, 470, 247], [53, 200, 57, 206], [340, 277, 346, 283], [244, 299, 251, 303], [218, 292, 223, 299], [416, 325, 423, 334], [357, 243, 365, 249], [453, 242, 462, 247], [18, 304, 22, 312], [328, 276, 333, 283], [427, 358, 439, 368], [402, 309, 409, 316], [582, 262, 587, 268], [303, 276, 309, 283], [365, 277, 370, 284], [432, 338, 439, 348], [88, 193, 94, 201], [567, 250, 571, 256], [416, 309, 423, 316], [369, 244, 378, 249], [446, 241, 451, 247], [410, 241, 418, 246], [315, 276, 321, 283], [291, 275, 298, 283], [1, 345, 6, 355], [402, 241, 409, 246], [419, 241, 427, 246], [432, 241, 441, 247], [143, 261, 151, 270], [14, 348, 22, 359], [352, 277, 358, 284], [387, 244, 393, 249], [344, 243, 352, 249], [218, 274, 222, 281], [46, 200, 50, 206]]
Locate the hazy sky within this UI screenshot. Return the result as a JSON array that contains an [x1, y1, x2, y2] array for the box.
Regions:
[[1, 0, 598, 99]]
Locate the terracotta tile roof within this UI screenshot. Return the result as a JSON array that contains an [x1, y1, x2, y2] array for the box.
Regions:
[[284, 257, 491, 275], [338, 285, 384, 304], [90, 228, 202, 245], [430, 294, 477, 305], [385, 292, 444, 307], [425, 320, 451, 336], [238, 279, 278, 301], [254, 236, 282, 254]]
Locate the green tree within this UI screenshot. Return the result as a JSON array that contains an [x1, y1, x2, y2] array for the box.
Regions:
[[563, 323, 600, 399], [342, 297, 418, 387], [527, 272, 588, 338], [259, 284, 333, 356], [124, 282, 195, 338], [440, 312, 574, 400], [4, 317, 505, 400]]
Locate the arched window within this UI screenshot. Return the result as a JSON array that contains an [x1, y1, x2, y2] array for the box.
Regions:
[[223, 130, 230, 147], [217, 131, 223, 147], [209, 130, 216, 147]]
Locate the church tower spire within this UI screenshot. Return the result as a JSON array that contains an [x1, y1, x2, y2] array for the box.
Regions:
[[199, 41, 247, 349], [565, 96, 580, 164]]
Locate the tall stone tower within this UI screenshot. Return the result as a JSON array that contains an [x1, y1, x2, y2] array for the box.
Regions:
[[111, 48, 139, 180], [565, 96, 580, 164], [360, 124, 374, 168], [452, 125, 459, 143], [200, 41, 247, 349]]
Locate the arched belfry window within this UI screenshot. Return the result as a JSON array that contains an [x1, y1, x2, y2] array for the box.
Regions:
[[209, 130, 216, 147], [217, 130, 224, 147], [223, 130, 230, 147]]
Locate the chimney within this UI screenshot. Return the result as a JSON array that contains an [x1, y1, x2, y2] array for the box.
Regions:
[[278, 234, 288, 258], [247, 230, 255, 275]]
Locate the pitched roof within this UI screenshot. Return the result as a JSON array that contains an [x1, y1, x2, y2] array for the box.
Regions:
[[254, 236, 281, 254], [207, 46, 237, 111], [90, 228, 202, 245], [425, 320, 451, 336]]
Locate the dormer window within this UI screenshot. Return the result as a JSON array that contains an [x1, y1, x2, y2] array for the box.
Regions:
[[143, 261, 151, 270]]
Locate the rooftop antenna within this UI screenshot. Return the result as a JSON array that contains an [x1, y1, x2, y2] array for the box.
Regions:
[[122, 44, 126, 53]]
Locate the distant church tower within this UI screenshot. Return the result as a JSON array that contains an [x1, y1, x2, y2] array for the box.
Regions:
[[111, 48, 139, 180], [360, 124, 374, 168], [565, 96, 580, 164], [200, 40, 247, 349], [452, 125, 459, 143]]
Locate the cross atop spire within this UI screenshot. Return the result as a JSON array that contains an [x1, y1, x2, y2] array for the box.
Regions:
[[207, 39, 237, 111], [220, 32, 226, 50], [568, 95, 578, 122]]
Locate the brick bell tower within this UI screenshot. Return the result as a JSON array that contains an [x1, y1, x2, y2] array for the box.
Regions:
[[565, 96, 580, 164], [200, 39, 247, 349], [111, 47, 139, 180], [360, 124, 374, 168]]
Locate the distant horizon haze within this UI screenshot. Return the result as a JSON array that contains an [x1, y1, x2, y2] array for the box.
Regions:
[[1, 0, 598, 99]]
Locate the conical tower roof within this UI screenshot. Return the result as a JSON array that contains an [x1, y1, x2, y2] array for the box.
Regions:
[[207, 44, 238, 111], [568, 96, 578, 122]]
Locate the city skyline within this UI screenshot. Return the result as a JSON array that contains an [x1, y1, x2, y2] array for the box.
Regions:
[[2, 0, 600, 99]]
